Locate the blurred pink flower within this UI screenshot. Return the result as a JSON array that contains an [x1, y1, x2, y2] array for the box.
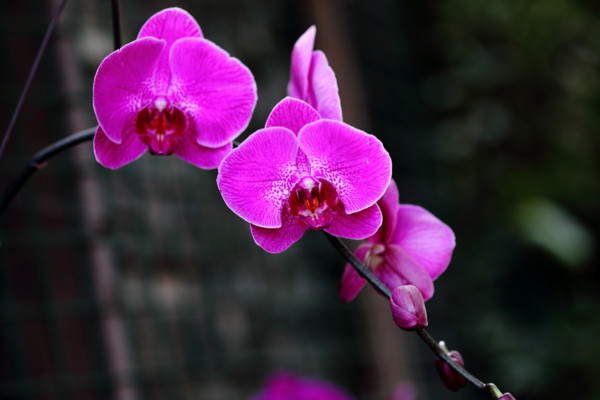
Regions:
[[217, 97, 392, 253], [288, 26, 342, 121], [251, 371, 355, 400], [339, 179, 455, 301], [93, 7, 256, 169]]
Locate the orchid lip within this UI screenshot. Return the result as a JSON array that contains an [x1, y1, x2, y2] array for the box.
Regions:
[[365, 244, 386, 269], [287, 176, 339, 231], [135, 96, 187, 155]]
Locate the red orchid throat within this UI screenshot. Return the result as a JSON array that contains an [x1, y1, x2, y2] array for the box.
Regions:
[[135, 97, 186, 155], [287, 177, 339, 231]]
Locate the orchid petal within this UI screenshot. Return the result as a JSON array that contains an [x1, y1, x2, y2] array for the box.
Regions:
[[309, 50, 342, 120], [93, 125, 146, 169], [137, 8, 203, 94], [371, 179, 400, 245], [392, 205, 455, 280], [174, 136, 231, 169], [287, 26, 316, 100], [325, 203, 382, 239], [217, 127, 299, 228], [169, 37, 257, 148], [266, 97, 320, 135], [339, 244, 370, 302], [93, 37, 164, 143], [250, 212, 305, 253], [299, 120, 392, 214], [376, 244, 434, 300], [137, 7, 202, 42]]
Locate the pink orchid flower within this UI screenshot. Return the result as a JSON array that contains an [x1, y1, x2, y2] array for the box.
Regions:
[[217, 97, 392, 253], [93, 7, 257, 169], [339, 179, 455, 301], [251, 371, 356, 400], [288, 26, 342, 121]]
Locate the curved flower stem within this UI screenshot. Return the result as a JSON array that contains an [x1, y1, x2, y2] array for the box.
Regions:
[[111, 0, 122, 50], [0, 0, 68, 162], [0, 127, 95, 217], [323, 232, 503, 399]]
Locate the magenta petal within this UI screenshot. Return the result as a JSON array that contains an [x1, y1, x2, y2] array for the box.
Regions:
[[169, 37, 257, 148], [392, 205, 455, 280], [339, 244, 370, 302], [137, 7, 202, 42], [376, 244, 434, 300], [137, 8, 203, 94], [250, 212, 305, 253], [287, 26, 316, 100], [217, 127, 299, 228], [308, 50, 342, 121], [93, 37, 165, 143], [266, 97, 320, 135], [325, 203, 382, 240], [373, 244, 433, 300], [371, 179, 400, 245], [174, 136, 231, 169], [299, 120, 392, 214], [93, 126, 146, 169]]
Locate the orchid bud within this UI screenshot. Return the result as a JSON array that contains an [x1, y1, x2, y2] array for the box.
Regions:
[[435, 350, 467, 391], [389, 285, 428, 330], [499, 393, 516, 400]]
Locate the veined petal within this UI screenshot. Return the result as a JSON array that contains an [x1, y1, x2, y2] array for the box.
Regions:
[[392, 205, 455, 280], [137, 7, 202, 42], [93, 125, 146, 169], [266, 97, 320, 135], [287, 26, 316, 100], [309, 50, 342, 121], [174, 136, 231, 169], [371, 179, 400, 245], [217, 127, 299, 228], [299, 120, 392, 214], [339, 244, 370, 302], [325, 203, 382, 239], [93, 37, 164, 143], [169, 37, 257, 148], [377, 244, 434, 300], [137, 8, 203, 93], [250, 212, 305, 253]]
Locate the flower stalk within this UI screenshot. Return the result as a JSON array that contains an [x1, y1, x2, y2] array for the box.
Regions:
[[325, 232, 507, 399], [0, 0, 68, 162]]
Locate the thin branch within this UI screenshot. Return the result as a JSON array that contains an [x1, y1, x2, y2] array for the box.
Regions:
[[110, 0, 122, 50], [0, 127, 95, 217], [0, 0, 68, 162], [324, 232, 501, 398]]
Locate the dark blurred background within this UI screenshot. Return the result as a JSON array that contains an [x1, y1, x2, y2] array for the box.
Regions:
[[1, 0, 599, 399]]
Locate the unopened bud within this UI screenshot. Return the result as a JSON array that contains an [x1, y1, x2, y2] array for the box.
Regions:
[[389, 285, 428, 330], [499, 393, 516, 400], [435, 350, 467, 392]]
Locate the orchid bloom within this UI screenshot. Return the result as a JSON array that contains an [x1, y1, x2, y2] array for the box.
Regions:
[[288, 26, 342, 121], [251, 372, 355, 400], [217, 97, 392, 253], [339, 179, 455, 301], [93, 7, 257, 169]]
